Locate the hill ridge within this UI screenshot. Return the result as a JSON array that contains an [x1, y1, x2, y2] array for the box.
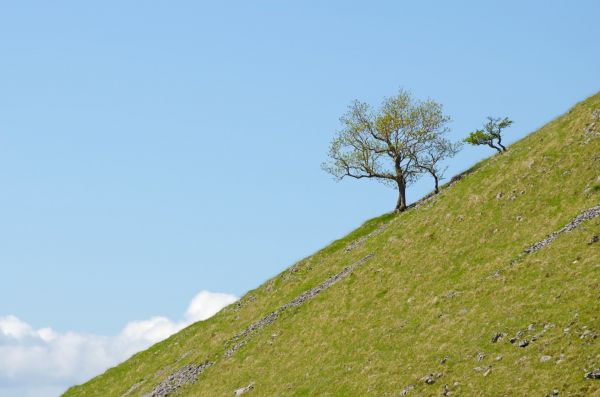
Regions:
[[143, 198, 600, 397], [65, 92, 600, 397]]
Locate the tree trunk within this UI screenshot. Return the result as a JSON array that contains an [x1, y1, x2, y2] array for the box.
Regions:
[[395, 180, 407, 212], [487, 143, 502, 153], [433, 174, 439, 194], [496, 137, 507, 152], [394, 157, 407, 212]]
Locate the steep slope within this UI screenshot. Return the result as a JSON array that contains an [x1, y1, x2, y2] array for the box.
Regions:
[[65, 93, 600, 396]]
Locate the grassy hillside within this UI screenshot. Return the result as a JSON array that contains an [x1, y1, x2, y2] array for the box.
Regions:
[[65, 92, 600, 396]]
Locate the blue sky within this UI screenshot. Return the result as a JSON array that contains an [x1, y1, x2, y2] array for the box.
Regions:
[[0, 1, 599, 394]]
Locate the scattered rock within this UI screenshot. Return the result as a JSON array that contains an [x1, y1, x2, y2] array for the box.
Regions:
[[491, 332, 505, 343], [518, 339, 530, 348], [476, 352, 485, 362], [421, 373, 442, 385], [265, 280, 274, 292], [584, 369, 600, 379], [588, 235, 599, 245], [516, 330, 525, 338], [540, 355, 552, 363], [525, 204, 600, 253], [495, 355, 503, 361], [510, 330, 524, 344], [545, 390, 559, 397], [483, 367, 492, 377], [581, 329, 598, 339], [234, 383, 254, 396], [527, 324, 535, 331], [233, 295, 257, 312], [441, 384, 450, 396], [544, 323, 556, 330], [399, 384, 415, 396], [496, 192, 504, 199], [440, 356, 449, 364], [400, 385, 415, 396], [516, 215, 524, 222]]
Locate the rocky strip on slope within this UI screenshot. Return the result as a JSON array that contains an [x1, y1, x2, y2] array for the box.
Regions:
[[524, 204, 600, 253], [141, 362, 214, 397], [345, 223, 392, 252], [140, 254, 374, 397], [225, 253, 374, 357], [582, 109, 600, 144]]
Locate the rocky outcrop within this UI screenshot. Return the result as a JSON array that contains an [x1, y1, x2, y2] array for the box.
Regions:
[[225, 254, 374, 357], [345, 224, 391, 252], [524, 204, 600, 253], [234, 383, 254, 396], [141, 362, 213, 397], [141, 254, 374, 396]]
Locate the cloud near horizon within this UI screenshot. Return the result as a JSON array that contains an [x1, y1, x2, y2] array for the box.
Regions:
[[0, 290, 238, 397]]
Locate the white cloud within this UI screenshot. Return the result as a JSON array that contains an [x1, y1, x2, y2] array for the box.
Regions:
[[184, 291, 240, 322], [0, 290, 238, 397]]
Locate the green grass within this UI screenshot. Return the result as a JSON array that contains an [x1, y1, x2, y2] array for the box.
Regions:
[[64, 92, 600, 397]]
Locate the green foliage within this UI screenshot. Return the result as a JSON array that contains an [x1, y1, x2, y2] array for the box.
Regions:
[[65, 92, 600, 397], [418, 137, 462, 192], [464, 128, 491, 145], [322, 89, 456, 211], [465, 116, 513, 152]]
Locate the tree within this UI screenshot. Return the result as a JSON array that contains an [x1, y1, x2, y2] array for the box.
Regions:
[[465, 116, 513, 153], [322, 90, 453, 212], [417, 137, 462, 193]]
